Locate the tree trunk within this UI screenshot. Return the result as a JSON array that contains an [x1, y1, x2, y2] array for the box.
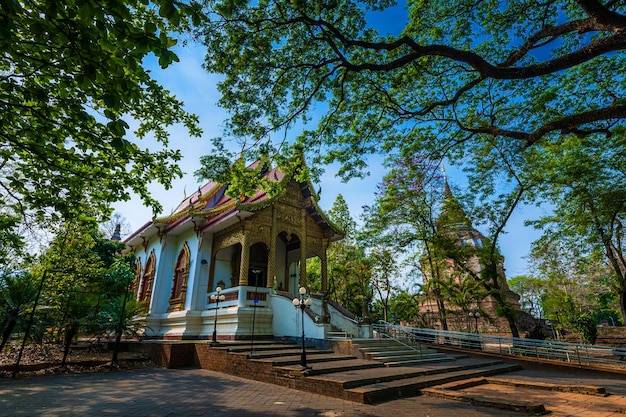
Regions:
[[620, 289, 626, 325], [490, 287, 520, 338], [0, 319, 16, 352], [111, 331, 123, 364], [501, 297, 520, 338], [435, 291, 449, 331], [61, 325, 78, 367], [506, 312, 520, 338]]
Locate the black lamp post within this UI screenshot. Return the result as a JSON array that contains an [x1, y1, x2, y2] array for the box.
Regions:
[[292, 287, 313, 369], [210, 287, 225, 346], [250, 269, 261, 356]]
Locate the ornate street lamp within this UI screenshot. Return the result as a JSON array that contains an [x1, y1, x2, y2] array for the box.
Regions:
[[292, 287, 313, 369], [210, 287, 225, 346]]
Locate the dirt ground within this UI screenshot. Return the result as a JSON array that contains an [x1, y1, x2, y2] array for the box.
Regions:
[[0, 342, 154, 377]]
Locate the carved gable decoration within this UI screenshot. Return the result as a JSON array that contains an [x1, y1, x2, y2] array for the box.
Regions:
[[125, 158, 343, 249]]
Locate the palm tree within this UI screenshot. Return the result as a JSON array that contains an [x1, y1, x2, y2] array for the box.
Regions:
[[442, 276, 487, 331], [0, 272, 38, 351], [96, 295, 149, 364]]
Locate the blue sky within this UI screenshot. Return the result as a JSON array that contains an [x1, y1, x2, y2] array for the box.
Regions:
[[114, 16, 544, 280]]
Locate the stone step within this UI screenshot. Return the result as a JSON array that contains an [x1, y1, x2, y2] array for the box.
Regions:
[[355, 341, 426, 352], [227, 344, 304, 353], [263, 353, 358, 367], [243, 348, 334, 358], [278, 358, 386, 375], [359, 345, 433, 353], [383, 355, 460, 367], [306, 358, 507, 390], [352, 338, 407, 346], [327, 330, 350, 337], [422, 382, 548, 416], [344, 363, 522, 404], [369, 352, 446, 362]]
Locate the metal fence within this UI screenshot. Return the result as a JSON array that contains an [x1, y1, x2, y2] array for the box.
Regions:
[[373, 321, 626, 370]]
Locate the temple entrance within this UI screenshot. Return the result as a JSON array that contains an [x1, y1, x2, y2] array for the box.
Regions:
[[248, 242, 268, 287], [208, 243, 241, 291], [278, 232, 301, 292]]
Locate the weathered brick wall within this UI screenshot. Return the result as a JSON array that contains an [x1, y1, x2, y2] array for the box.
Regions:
[[149, 343, 195, 368], [329, 340, 356, 356], [193, 344, 312, 391], [137, 341, 382, 401]]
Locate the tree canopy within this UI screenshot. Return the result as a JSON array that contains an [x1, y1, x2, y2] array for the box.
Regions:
[[324, 194, 373, 319], [525, 132, 626, 321], [199, 0, 625, 188], [1, 0, 203, 224], [0, 214, 25, 268], [197, 0, 626, 327]]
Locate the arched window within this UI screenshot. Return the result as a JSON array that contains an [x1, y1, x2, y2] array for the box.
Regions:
[[168, 243, 190, 311], [139, 250, 156, 304]]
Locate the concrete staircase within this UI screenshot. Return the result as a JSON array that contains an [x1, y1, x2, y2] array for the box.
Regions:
[[352, 337, 460, 366], [218, 340, 521, 405]]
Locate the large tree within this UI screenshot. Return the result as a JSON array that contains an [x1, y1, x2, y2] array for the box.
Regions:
[[529, 229, 624, 327], [1, 0, 203, 224], [34, 220, 137, 347], [363, 155, 520, 334], [362, 155, 451, 328], [526, 133, 626, 322], [324, 194, 373, 318], [198, 0, 625, 327], [0, 272, 38, 351], [199, 0, 625, 185]]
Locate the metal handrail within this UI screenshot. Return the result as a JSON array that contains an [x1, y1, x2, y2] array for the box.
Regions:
[[373, 321, 626, 370], [376, 331, 425, 358]]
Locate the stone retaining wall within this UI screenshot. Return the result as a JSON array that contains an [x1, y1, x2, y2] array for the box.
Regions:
[[596, 326, 626, 347]]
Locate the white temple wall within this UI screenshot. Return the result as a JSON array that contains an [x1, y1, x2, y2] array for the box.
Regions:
[[270, 293, 325, 339], [133, 247, 147, 264], [143, 238, 164, 313], [151, 235, 179, 314], [190, 232, 213, 310]]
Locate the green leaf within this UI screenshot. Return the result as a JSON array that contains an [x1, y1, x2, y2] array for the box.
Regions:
[[159, 2, 175, 19]]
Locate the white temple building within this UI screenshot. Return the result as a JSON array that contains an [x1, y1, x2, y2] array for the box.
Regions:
[[124, 160, 372, 341]]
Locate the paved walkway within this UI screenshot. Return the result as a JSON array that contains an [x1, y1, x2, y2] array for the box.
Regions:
[[1, 367, 625, 416], [0, 368, 526, 417]]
